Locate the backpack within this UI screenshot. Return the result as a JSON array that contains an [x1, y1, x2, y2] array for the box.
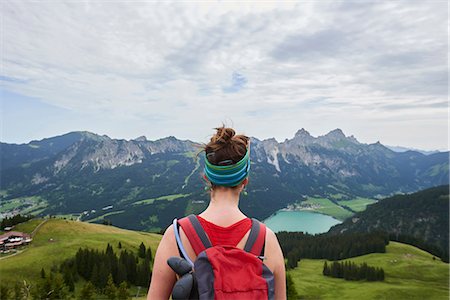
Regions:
[[168, 214, 275, 300]]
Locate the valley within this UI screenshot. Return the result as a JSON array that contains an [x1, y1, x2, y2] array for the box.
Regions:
[[1, 129, 448, 232]]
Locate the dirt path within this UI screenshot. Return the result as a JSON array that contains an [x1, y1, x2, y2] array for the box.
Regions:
[[31, 219, 48, 237], [0, 249, 25, 260]]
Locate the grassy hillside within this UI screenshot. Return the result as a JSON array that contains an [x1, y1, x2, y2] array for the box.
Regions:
[[290, 241, 449, 299], [0, 218, 162, 285]]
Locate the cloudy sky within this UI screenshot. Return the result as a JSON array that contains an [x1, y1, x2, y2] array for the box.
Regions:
[[1, 1, 448, 150]]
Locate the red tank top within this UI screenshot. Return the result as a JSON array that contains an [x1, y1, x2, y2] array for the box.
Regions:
[[196, 216, 252, 247]]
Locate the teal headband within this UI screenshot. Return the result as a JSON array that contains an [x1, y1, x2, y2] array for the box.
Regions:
[[204, 149, 250, 187]]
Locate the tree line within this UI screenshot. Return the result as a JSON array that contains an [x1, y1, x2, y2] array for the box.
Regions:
[[276, 231, 388, 269], [323, 261, 385, 281], [69, 242, 152, 289], [0, 214, 33, 230]]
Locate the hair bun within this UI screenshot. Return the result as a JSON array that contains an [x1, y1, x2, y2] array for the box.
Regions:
[[204, 126, 249, 166], [214, 126, 235, 144]]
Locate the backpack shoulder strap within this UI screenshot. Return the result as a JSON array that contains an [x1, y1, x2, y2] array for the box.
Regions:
[[243, 218, 266, 257], [178, 214, 213, 255]]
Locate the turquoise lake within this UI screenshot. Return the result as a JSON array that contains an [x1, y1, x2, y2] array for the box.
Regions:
[[263, 210, 341, 234]]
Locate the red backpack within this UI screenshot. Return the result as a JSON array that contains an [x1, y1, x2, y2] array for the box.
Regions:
[[170, 214, 275, 300]]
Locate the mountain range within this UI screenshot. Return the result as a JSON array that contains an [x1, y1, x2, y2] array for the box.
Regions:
[[1, 129, 448, 230], [385, 145, 442, 155]]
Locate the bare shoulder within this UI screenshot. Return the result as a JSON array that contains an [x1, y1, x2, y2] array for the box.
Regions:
[[265, 226, 278, 243], [146, 224, 178, 299], [159, 224, 175, 248], [265, 226, 282, 253], [264, 226, 286, 300], [164, 223, 175, 238], [159, 224, 180, 256], [263, 226, 284, 270]]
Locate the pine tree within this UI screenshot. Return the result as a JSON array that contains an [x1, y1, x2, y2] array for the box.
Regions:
[[97, 263, 109, 289], [90, 264, 100, 288], [40, 268, 46, 279], [367, 267, 375, 281], [137, 257, 152, 286], [146, 246, 152, 261], [78, 282, 95, 300], [322, 261, 329, 276], [51, 273, 69, 300], [286, 252, 298, 269], [63, 269, 75, 292], [377, 268, 385, 281], [331, 262, 339, 278], [117, 282, 130, 300], [139, 242, 146, 258], [106, 243, 114, 256], [116, 262, 127, 284], [118, 242, 122, 249], [343, 262, 349, 280], [360, 263, 368, 280], [104, 274, 117, 300], [125, 252, 137, 284]]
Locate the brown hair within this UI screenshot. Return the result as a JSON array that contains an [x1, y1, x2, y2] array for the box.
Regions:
[[203, 126, 249, 165]]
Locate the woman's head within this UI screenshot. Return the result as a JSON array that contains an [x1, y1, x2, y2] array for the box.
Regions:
[[203, 126, 250, 190]]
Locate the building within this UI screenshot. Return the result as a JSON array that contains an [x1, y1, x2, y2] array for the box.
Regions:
[[0, 231, 32, 251]]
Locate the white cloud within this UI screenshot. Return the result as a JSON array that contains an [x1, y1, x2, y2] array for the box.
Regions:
[[1, 0, 448, 150]]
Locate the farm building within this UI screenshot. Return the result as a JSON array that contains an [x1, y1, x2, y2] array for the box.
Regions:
[[0, 231, 32, 251]]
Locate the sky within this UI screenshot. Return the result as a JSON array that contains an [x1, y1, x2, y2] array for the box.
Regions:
[[1, 1, 448, 151]]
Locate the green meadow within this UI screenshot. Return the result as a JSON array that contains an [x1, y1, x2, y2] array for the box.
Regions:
[[302, 197, 353, 220], [301, 196, 377, 220], [338, 197, 377, 212], [290, 242, 449, 299], [131, 193, 190, 206], [84, 210, 125, 222]]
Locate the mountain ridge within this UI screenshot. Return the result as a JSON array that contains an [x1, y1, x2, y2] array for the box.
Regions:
[[0, 128, 437, 151], [1, 128, 448, 231]]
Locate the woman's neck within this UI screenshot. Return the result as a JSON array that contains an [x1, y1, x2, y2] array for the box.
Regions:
[[199, 188, 247, 226]]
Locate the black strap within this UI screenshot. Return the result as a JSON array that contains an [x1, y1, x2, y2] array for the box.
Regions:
[[243, 218, 266, 256], [260, 239, 266, 257], [187, 215, 213, 250]]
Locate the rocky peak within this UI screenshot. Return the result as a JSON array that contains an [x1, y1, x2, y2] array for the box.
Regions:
[[263, 138, 279, 145], [323, 128, 346, 139], [348, 135, 359, 144], [79, 131, 110, 142], [294, 128, 312, 138], [134, 136, 147, 142], [287, 128, 315, 146]]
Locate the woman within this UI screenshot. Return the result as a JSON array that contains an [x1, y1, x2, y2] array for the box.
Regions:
[[147, 126, 286, 299]]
